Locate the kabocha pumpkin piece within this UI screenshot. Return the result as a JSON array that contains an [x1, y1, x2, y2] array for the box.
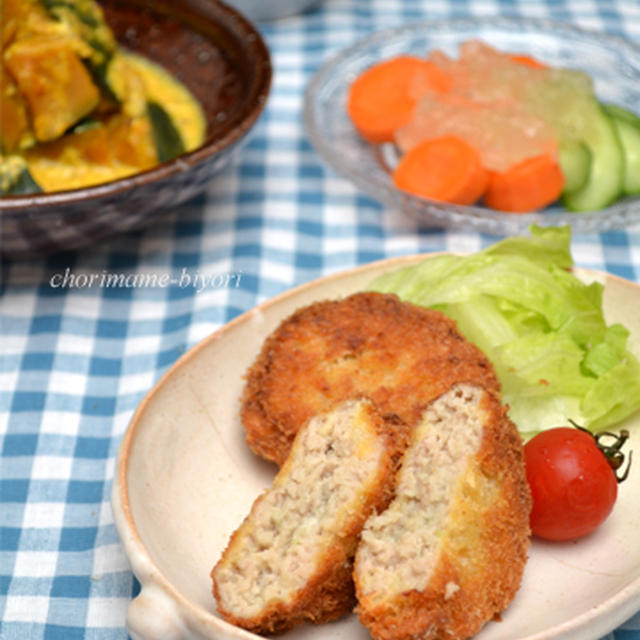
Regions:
[[23, 113, 157, 192], [146, 101, 185, 163], [2, 0, 117, 90], [0, 61, 34, 153], [108, 113, 160, 169], [4, 34, 100, 142], [2, 0, 51, 48], [2, 0, 107, 142], [22, 104, 183, 191], [105, 54, 185, 164], [0, 155, 42, 195], [39, 0, 117, 75]]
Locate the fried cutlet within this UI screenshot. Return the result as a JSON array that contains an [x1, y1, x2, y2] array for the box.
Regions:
[[354, 383, 531, 640], [241, 291, 499, 466], [212, 398, 401, 635]]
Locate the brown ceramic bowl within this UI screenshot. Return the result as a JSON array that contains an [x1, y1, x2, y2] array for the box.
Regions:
[[1, 0, 271, 260]]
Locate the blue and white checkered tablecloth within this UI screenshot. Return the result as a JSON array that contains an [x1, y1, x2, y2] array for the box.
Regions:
[[1, 0, 640, 639]]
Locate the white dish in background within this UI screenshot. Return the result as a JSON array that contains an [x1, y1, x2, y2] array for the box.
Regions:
[[112, 255, 640, 640], [304, 17, 640, 234]]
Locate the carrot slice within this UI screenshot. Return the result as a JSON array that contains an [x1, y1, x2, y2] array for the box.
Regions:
[[509, 53, 547, 69], [484, 152, 565, 212], [347, 56, 451, 143], [393, 135, 489, 205]]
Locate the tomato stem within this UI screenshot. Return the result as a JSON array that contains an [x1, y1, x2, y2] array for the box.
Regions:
[[569, 420, 633, 483]]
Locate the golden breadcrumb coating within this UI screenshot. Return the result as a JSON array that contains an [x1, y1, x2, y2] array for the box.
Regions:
[[212, 398, 401, 635], [354, 384, 531, 640], [241, 291, 499, 466]]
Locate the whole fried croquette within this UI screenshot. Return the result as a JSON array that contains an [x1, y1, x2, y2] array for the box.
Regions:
[[212, 398, 401, 635], [354, 383, 531, 640], [242, 291, 499, 466]]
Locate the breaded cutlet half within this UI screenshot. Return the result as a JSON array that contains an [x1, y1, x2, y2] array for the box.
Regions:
[[241, 291, 499, 466], [212, 398, 401, 635], [354, 383, 531, 640]]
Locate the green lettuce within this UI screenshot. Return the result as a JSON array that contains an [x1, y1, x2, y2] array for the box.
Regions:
[[368, 225, 640, 437]]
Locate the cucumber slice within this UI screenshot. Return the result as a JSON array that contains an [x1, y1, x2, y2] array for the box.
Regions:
[[563, 101, 624, 212], [558, 139, 592, 194], [604, 104, 640, 195], [147, 101, 185, 163], [604, 103, 640, 127]]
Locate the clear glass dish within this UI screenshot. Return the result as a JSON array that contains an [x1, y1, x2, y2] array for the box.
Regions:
[[304, 17, 640, 235]]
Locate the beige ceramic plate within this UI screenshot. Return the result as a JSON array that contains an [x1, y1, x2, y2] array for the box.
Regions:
[[112, 255, 640, 640]]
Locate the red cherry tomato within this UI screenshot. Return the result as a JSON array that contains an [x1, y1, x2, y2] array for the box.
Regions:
[[524, 427, 618, 541]]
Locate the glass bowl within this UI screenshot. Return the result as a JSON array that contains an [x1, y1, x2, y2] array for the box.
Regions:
[[304, 17, 640, 235]]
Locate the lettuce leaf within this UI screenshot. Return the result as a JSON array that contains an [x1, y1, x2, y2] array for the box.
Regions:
[[368, 225, 640, 436]]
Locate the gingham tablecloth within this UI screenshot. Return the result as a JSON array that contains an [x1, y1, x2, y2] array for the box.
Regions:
[[1, 1, 640, 639]]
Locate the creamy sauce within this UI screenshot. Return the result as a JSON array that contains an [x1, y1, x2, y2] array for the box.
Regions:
[[25, 53, 206, 192], [127, 53, 206, 152], [27, 162, 133, 191]]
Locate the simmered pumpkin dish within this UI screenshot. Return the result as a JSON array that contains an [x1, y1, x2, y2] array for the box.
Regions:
[[0, 0, 206, 195]]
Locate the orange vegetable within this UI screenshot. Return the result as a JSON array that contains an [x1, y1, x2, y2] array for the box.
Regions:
[[108, 115, 158, 168], [347, 56, 451, 143], [484, 152, 565, 212], [25, 114, 158, 170], [4, 35, 100, 142], [509, 53, 547, 69], [393, 135, 489, 205], [0, 62, 32, 152]]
